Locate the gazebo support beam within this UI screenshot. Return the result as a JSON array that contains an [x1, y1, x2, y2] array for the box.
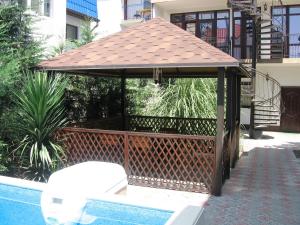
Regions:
[[231, 74, 238, 168], [212, 67, 225, 196], [225, 72, 233, 180], [235, 76, 241, 163], [121, 73, 126, 130]]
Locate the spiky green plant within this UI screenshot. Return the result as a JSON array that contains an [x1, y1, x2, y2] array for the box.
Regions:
[[14, 72, 67, 181]]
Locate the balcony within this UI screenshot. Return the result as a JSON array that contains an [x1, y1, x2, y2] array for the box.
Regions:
[[122, 0, 151, 29], [124, 0, 151, 20]]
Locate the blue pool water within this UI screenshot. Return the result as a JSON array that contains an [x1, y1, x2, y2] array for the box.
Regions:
[[0, 184, 173, 225]]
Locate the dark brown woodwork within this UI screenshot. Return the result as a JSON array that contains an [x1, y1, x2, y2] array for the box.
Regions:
[[121, 74, 126, 130], [212, 67, 225, 196], [281, 87, 300, 132], [127, 115, 217, 136], [56, 127, 216, 193]]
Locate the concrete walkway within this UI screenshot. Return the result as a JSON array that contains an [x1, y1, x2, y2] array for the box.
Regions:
[[203, 132, 300, 225]]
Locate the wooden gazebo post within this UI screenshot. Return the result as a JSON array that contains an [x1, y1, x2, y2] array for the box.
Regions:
[[121, 72, 126, 130], [212, 67, 225, 196]]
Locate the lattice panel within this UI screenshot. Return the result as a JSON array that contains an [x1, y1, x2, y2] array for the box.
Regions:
[[57, 128, 217, 193], [56, 129, 124, 166], [127, 133, 216, 193], [127, 116, 216, 136]]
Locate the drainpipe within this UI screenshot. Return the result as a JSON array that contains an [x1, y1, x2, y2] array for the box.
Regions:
[[124, 0, 128, 20]]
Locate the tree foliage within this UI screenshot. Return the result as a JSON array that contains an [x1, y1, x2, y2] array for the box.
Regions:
[[0, 3, 42, 141]]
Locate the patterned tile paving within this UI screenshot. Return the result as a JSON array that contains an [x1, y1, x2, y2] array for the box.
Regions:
[[203, 144, 300, 225]]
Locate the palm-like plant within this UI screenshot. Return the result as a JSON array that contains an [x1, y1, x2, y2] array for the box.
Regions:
[[15, 72, 67, 181]]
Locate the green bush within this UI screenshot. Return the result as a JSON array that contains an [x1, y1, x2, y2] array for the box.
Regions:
[[14, 72, 67, 181], [0, 140, 8, 174]]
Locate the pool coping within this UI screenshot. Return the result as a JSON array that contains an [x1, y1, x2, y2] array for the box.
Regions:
[[0, 175, 46, 191]]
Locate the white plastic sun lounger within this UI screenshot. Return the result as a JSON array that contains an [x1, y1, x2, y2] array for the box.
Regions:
[[41, 161, 128, 224]]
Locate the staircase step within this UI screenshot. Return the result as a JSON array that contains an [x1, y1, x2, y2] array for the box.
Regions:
[[259, 43, 283, 46], [261, 24, 281, 29], [257, 58, 283, 63], [255, 119, 279, 123], [254, 113, 280, 116], [258, 49, 283, 53], [259, 19, 273, 23], [258, 52, 282, 56], [259, 31, 281, 35], [255, 121, 279, 125], [258, 37, 283, 40]]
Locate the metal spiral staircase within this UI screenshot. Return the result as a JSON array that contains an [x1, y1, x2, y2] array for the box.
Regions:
[[239, 65, 281, 128], [228, 0, 284, 134]]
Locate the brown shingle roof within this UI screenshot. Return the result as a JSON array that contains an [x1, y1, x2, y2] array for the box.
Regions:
[[38, 18, 239, 72]]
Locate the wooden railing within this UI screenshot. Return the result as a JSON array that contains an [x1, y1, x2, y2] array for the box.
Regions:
[[127, 115, 217, 136], [56, 127, 216, 193]]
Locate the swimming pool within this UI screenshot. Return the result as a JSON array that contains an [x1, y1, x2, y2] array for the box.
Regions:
[[0, 176, 205, 225], [0, 183, 174, 225]]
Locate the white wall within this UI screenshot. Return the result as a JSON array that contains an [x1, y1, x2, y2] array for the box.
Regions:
[[257, 63, 300, 87], [95, 0, 123, 39], [31, 0, 67, 56], [152, 4, 170, 20]]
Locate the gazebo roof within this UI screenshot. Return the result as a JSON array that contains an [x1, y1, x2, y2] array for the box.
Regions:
[[38, 18, 239, 77]]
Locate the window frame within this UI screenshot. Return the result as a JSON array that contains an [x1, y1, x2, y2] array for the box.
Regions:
[[66, 24, 79, 40], [170, 9, 230, 54], [272, 5, 300, 58]]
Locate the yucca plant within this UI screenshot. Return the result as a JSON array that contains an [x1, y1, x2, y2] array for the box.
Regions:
[[15, 72, 67, 181]]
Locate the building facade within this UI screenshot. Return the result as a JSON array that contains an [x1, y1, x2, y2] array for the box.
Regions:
[[146, 0, 300, 132], [16, 0, 98, 54]]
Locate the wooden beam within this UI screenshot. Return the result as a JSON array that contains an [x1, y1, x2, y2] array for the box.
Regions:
[[231, 75, 238, 168], [121, 73, 126, 130], [226, 73, 233, 132], [235, 75, 241, 162], [212, 67, 225, 196], [225, 72, 233, 181]]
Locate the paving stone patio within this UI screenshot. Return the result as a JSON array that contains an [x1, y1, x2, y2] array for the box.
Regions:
[[123, 132, 300, 225], [203, 132, 300, 225]]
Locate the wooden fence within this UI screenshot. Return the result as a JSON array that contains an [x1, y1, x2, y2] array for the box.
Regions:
[[56, 127, 216, 193], [127, 115, 217, 136]]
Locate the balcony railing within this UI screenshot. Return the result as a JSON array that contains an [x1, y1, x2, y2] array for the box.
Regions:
[[126, 0, 151, 20]]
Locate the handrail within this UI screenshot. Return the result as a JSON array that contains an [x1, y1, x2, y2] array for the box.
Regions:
[[241, 65, 281, 108]]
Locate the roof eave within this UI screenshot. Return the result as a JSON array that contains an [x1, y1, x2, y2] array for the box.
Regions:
[[37, 62, 240, 71]]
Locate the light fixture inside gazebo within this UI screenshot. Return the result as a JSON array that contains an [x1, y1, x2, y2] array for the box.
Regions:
[[153, 68, 162, 84]]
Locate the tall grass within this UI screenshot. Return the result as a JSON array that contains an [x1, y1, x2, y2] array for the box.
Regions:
[[144, 78, 217, 118]]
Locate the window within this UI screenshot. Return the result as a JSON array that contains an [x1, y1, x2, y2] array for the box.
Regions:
[[273, 5, 300, 58], [170, 10, 230, 54], [233, 11, 254, 59], [66, 24, 78, 40], [17, 0, 27, 8], [44, 0, 50, 16], [31, 0, 40, 14]]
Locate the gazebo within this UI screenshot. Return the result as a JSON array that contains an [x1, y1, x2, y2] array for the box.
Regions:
[[38, 18, 242, 196]]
